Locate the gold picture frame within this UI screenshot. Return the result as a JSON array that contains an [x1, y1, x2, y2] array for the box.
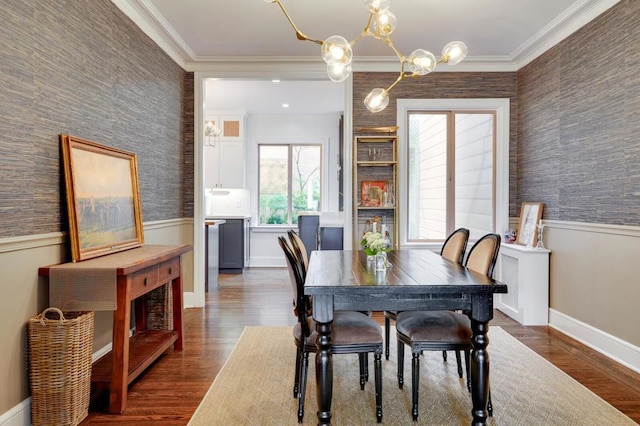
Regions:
[[516, 202, 543, 247], [61, 134, 144, 262]]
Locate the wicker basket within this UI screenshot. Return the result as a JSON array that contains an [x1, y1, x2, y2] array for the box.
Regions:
[[27, 308, 94, 426]]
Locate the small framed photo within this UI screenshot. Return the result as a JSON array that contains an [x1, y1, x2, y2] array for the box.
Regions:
[[516, 202, 544, 247], [361, 180, 388, 207], [61, 135, 144, 262]]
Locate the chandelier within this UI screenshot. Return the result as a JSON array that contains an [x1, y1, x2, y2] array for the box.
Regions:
[[204, 120, 221, 146], [264, 0, 467, 113]]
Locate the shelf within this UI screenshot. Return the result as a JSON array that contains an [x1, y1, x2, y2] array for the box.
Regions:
[[353, 135, 399, 249], [356, 161, 397, 166], [356, 206, 397, 210], [91, 329, 178, 390]]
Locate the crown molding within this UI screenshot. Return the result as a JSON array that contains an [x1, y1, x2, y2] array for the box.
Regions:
[[512, 0, 621, 68], [114, 0, 620, 74], [110, 0, 193, 69]]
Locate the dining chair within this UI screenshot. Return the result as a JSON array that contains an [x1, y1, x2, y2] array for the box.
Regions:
[[383, 227, 470, 360], [394, 233, 501, 421], [287, 230, 309, 278], [278, 236, 384, 423]]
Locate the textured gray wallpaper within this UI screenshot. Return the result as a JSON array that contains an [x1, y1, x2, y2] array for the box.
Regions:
[[517, 0, 640, 225], [0, 0, 191, 238]]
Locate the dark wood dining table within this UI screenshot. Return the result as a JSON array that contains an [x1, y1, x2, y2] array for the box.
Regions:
[[304, 249, 508, 426]]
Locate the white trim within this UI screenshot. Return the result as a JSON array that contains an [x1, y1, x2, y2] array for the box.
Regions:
[[0, 399, 29, 426], [543, 219, 640, 237], [512, 0, 621, 68], [193, 74, 207, 308], [0, 218, 194, 254], [0, 341, 114, 426], [395, 98, 510, 248], [109, 0, 191, 68], [0, 232, 65, 254], [183, 291, 196, 308], [114, 0, 618, 73], [549, 308, 640, 374]]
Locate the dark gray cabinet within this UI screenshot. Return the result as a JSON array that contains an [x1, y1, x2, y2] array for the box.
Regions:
[[218, 218, 247, 274]]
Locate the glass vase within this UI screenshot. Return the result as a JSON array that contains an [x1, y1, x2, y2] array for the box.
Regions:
[[375, 252, 387, 272]]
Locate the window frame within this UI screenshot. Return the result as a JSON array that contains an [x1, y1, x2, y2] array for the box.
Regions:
[[397, 98, 510, 249], [257, 143, 323, 226]]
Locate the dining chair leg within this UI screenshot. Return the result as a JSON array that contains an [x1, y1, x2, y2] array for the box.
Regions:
[[374, 352, 383, 423], [359, 353, 367, 390], [384, 317, 390, 360], [298, 351, 309, 422], [488, 388, 493, 417], [397, 340, 404, 389], [455, 350, 463, 378], [364, 352, 369, 382], [464, 349, 471, 392], [293, 347, 301, 398], [442, 350, 447, 361], [411, 351, 420, 422]]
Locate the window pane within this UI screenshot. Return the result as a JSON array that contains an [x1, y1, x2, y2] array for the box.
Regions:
[[454, 113, 494, 240], [291, 145, 321, 224], [258, 144, 322, 226], [407, 111, 495, 243], [408, 113, 447, 240], [259, 145, 289, 225]]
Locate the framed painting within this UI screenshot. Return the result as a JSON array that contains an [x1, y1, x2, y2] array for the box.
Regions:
[[361, 180, 388, 207], [61, 134, 144, 262], [516, 202, 543, 247]]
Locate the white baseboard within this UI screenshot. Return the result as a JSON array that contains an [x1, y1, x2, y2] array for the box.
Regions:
[[246, 257, 286, 268], [0, 399, 30, 426], [184, 291, 196, 308], [549, 308, 640, 374]]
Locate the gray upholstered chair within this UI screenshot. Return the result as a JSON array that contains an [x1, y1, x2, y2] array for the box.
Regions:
[[383, 228, 470, 360], [278, 236, 384, 423], [394, 233, 500, 421]]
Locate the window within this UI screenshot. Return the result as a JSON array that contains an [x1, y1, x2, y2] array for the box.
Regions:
[[407, 110, 495, 242], [258, 144, 321, 225]]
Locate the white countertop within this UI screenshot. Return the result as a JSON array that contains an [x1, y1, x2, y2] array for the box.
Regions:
[[205, 215, 251, 219]]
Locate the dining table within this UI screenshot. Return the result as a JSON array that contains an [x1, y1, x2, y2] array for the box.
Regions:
[[304, 249, 508, 426]]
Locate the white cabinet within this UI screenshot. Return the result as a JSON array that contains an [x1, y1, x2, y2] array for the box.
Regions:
[[204, 113, 245, 188], [495, 243, 551, 325], [205, 142, 245, 188]]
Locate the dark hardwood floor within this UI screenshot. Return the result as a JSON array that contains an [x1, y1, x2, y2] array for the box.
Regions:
[[83, 267, 640, 424]]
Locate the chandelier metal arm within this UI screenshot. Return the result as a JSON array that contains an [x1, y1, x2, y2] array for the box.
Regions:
[[349, 14, 375, 46], [273, 0, 323, 45], [266, 0, 467, 113]]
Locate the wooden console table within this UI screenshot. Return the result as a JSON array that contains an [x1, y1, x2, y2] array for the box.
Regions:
[[39, 244, 192, 414]]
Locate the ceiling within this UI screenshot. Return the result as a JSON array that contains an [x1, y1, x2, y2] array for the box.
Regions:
[[115, 0, 619, 114]]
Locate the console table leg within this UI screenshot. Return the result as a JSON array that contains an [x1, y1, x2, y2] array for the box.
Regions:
[[172, 276, 184, 350], [109, 276, 130, 413]]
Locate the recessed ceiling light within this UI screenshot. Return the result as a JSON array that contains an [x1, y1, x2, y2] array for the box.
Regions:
[[272, 79, 281, 83], [282, 103, 290, 108]]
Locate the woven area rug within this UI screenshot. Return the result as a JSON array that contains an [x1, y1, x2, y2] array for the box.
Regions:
[[189, 326, 635, 425]]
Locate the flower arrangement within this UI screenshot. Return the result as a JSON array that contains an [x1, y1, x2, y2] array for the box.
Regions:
[[360, 231, 391, 256]]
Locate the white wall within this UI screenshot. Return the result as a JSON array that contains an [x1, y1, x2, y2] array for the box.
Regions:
[[246, 113, 342, 267]]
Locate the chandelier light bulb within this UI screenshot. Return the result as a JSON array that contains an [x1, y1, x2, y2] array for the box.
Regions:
[[266, 0, 468, 113], [322, 35, 352, 65], [408, 49, 437, 75], [442, 41, 468, 66], [375, 10, 397, 36], [364, 88, 390, 113], [365, 0, 392, 13], [327, 62, 352, 82]]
